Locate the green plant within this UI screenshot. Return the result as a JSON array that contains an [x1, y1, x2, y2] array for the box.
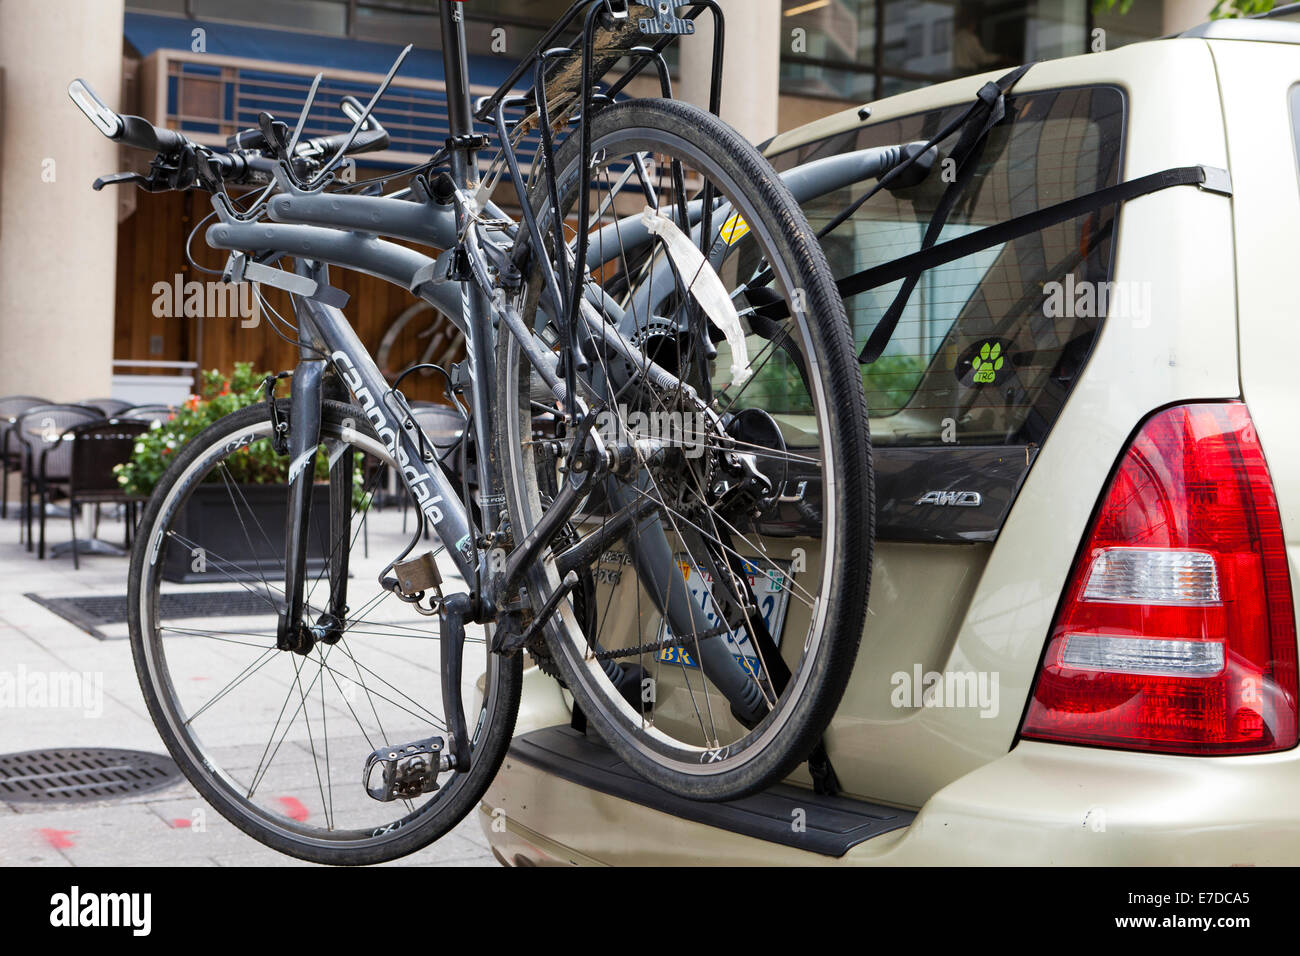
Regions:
[[1093, 0, 1276, 18], [1208, 0, 1277, 17], [863, 353, 927, 414], [741, 350, 815, 415], [114, 362, 366, 506]]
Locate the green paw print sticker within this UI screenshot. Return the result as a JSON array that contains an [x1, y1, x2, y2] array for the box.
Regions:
[[971, 341, 1004, 384]]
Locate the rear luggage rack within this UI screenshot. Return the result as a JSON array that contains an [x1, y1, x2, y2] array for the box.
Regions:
[[474, 2, 718, 131], [508, 726, 915, 857]]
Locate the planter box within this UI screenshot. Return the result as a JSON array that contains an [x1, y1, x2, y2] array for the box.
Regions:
[[162, 482, 331, 584]]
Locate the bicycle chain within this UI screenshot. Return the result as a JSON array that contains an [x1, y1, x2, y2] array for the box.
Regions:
[[586, 624, 729, 662], [525, 460, 729, 671]]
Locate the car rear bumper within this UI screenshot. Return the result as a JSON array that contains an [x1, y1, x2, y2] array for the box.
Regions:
[[480, 714, 1300, 865]]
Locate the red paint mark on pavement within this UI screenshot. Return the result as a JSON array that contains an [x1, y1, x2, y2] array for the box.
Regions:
[[277, 796, 309, 821], [170, 818, 192, 828], [40, 828, 76, 849]]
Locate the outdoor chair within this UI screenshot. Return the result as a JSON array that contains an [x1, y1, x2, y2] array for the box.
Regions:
[[82, 397, 134, 418], [62, 419, 151, 568], [12, 404, 105, 554], [114, 403, 175, 426], [0, 395, 51, 519]]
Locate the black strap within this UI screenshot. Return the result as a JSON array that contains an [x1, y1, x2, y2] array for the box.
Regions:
[[751, 164, 1226, 329], [807, 740, 841, 797], [843, 165, 1222, 314], [740, 67, 1034, 299], [859, 64, 1031, 363]]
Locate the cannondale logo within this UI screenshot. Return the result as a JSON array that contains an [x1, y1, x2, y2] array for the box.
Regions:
[[331, 351, 445, 526]]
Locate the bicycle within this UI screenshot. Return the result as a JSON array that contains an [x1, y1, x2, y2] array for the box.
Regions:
[[375, 300, 464, 384], [70, 0, 875, 864]]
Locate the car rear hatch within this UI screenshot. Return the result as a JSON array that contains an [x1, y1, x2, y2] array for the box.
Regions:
[[763, 80, 1130, 808], [496, 41, 1249, 860]]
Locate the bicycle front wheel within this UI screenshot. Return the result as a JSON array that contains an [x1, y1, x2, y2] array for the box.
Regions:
[[127, 399, 520, 864], [498, 99, 874, 800]]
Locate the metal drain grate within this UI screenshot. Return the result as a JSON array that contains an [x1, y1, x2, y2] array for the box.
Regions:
[[25, 590, 283, 641], [0, 748, 181, 805]]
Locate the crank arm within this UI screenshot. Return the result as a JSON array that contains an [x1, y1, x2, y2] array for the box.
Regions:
[[439, 593, 474, 773]]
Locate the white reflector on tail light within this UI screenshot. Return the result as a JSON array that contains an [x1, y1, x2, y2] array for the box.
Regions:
[[1021, 403, 1298, 755], [1061, 634, 1225, 677], [1081, 547, 1221, 606]]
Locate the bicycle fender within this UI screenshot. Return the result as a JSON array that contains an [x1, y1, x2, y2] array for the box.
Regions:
[[640, 205, 752, 388]]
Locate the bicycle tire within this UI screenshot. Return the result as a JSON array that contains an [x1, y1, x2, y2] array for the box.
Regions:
[[497, 98, 874, 800], [127, 399, 521, 865]]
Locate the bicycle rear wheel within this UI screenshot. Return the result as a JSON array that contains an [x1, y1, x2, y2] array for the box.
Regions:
[[128, 399, 520, 864], [497, 99, 874, 800]]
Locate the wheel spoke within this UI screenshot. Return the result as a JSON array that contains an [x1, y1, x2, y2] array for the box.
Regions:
[[135, 416, 506, 858], [505, 111, 867, 796]]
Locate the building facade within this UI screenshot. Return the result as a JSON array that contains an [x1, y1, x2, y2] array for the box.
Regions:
[[0, 0, 1208, 401]]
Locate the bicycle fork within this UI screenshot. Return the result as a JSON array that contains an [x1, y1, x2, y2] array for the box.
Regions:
[[273, 260, 491, 793], [274, 353, 352, 654], [276, 354, 327, 654]]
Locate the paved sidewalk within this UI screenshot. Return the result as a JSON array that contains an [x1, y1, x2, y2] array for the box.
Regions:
[[0, 508, 496, 867]]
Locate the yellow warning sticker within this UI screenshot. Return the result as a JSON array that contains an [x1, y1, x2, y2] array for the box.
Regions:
[[720, 212, 750, 245]]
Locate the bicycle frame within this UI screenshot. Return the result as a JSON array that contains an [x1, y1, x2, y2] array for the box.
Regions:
[[197, 0, 910, 771], [205, 151, 897, 541]]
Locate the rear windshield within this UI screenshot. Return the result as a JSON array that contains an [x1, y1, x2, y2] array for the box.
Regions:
[[769, 84, 1126, 448]]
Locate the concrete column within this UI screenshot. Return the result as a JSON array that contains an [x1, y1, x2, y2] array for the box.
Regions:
[[0, 0, 124, 401], [1162, 0, 1208, 34], [679, 0, 782, 144]]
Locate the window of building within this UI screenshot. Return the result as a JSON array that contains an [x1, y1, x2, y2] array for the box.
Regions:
[[778, 0, 1156, 103], [128, 1, 1161, 106]]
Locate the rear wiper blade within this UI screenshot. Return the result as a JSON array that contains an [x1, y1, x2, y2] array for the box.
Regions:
[[859, 62, 1033, 363]]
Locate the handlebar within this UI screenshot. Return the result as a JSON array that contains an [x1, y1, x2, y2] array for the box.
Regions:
[[225, 97, 389, 163], [68, 79, 391, 192], [304, 95, 391, 157], [69, 79, 188, 154]]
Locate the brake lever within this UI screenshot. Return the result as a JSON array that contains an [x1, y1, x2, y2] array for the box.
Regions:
[[258, 112, 294, 161], [93, 140, 223, 194], [92, 171, 151, 191], [92, 169, 179, 193]]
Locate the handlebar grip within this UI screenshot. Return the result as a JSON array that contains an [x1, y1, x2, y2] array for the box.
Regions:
[[300, 95, 391, 158], [117, 114, 187, 154], [302, 126, 389, 159], [339, 95, 391, 152]]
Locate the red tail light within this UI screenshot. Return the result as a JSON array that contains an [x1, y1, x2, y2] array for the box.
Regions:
[[1021, 402, 1297, 754]]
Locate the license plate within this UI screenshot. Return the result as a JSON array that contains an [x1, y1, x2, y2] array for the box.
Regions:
[[656, 557, 792, 674]]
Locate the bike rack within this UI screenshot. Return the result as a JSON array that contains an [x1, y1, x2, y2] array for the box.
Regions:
[[476, 1, 726, 417]]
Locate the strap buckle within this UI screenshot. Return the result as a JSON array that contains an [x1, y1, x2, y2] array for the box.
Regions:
[[1197, 165, 1233, 197]]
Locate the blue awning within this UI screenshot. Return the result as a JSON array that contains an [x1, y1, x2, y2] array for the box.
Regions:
[[122, 12, 537, 166], [124, 12, 519, 90]]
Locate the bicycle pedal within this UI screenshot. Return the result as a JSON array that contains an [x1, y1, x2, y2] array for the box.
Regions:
[[392, 551, 442, 598], [363, 736, 446, 802]]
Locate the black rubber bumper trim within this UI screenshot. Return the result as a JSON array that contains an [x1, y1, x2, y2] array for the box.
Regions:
[[507, 725, 916, 858]]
